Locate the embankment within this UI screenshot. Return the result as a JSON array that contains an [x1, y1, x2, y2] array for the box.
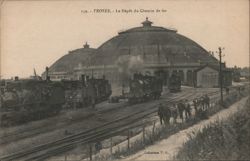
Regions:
[[175, 97, 250, 160]]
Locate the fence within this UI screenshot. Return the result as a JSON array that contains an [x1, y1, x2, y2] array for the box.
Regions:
[[63, 88, 247, 161]]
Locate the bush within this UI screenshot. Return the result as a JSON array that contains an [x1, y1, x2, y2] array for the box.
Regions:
[[175, 97, 250, 160]]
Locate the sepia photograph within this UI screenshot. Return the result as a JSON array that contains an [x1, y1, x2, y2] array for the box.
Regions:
[[0, 0, 249, 160]]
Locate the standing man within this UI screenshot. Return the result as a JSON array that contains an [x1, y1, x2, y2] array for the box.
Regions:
[[204, 94, 210, 109], [184, 100, 191, 119], [158, 103, 164, 125], [193, 99, 198, 116], [177, 100, 185, 122], [171, 103, 178, 124], [163, 105, 171, 125]]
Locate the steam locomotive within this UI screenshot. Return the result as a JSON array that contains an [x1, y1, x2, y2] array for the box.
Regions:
[[0, 74, 112, 127], [62, 75, 112, 109], [0, 78, 65, 126], [168, 73, 181, 92], [124, 73, 163, 103]]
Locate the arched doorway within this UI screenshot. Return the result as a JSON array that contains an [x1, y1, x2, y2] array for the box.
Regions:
[[154, 70, 169, 85], [178, 70, 184, 84], [187, 70, 194, 86]]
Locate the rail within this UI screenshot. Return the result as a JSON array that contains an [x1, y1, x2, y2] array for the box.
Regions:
[[0, 84, 248, 161]]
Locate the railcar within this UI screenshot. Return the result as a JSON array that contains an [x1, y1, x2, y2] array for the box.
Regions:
[[168, 73, 181, 92], [0, 75, 112, 126], [0, 67, 112, 127]]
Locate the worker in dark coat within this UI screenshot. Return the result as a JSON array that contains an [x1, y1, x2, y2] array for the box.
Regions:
[[171, 103, 178, 124], [177, 101, 185, 122], [158, 103, 164, 125], [95, 141, 102, 152], [204, 94, 210, 109], [163, 105, 171, 125], [200, 96, 205, 110], [193, 99, 198, 115], [184, 100, 191, 119]]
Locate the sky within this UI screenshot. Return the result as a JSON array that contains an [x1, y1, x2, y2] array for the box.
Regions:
[[0, 0, 249, 78]]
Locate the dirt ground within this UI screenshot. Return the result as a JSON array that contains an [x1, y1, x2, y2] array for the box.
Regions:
[[0, 87, 229, 158], [121, 96, 249, 161]]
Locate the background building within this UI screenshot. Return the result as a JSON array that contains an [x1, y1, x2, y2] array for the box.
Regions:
[[42, 43, 95, 80], [195, 64, 232, 88], [45, 18, 232, 88]]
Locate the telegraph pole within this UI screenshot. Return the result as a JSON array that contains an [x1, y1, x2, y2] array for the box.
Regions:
[[218, 47, 224, 103]]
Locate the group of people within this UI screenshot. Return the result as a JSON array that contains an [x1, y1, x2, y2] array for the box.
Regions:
[[193, 94, 210, 112], [158, 94, 211, 125]]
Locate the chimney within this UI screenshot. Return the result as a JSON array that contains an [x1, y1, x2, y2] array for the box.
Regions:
[[45, 67, 50, 81], [81, 74, 86, 86], [84, 42, 90, 49]]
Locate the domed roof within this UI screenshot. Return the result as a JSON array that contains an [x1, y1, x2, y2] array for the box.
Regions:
[[93, 18, 218, 65], [49, 42, 95, 72]]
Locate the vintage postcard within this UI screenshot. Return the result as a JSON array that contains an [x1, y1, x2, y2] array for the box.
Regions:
[[0, 0, 249, 161]]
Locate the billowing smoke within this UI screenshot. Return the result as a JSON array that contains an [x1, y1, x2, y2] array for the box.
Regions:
[[115, 55, 144, 83]]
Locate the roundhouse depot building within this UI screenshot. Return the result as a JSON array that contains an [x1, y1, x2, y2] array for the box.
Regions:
[[46, 18, 232, 88], [43, 43, 95, 80]]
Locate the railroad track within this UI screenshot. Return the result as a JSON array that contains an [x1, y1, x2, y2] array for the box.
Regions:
[[0, 84, 241, 145], [0, 88, 230, 161], [0, 85, 247, 161], [0, 100, 131, 145], [0, 87, 190, 145]]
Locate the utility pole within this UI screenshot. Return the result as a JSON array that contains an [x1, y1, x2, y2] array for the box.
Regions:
[[218, 47, 224, 103]]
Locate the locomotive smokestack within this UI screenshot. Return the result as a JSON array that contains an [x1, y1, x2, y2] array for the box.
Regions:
[[102, 75, 106, 80], [86, 75, 89, 82], [81, 74, 86, 86], [91, 69, 94, 79], [14, 76, 19, 81]]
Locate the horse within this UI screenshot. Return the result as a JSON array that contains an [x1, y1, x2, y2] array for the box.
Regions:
[[158, 103, 171, 125], [170, 105, 178, 124]]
